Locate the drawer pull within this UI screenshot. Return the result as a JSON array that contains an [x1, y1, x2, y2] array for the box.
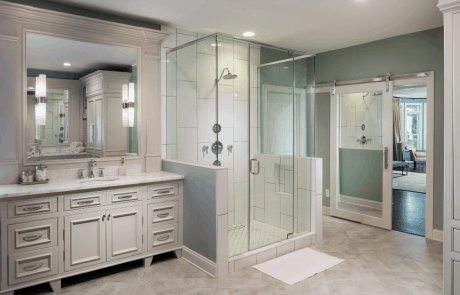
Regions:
[[118, 195, 132, 200], [23, 262, 43, 271], [77, 200, 95, 205], [157, 213, 170, 218], [157, 235, 169, 241], [157, 190, 172, 194], [23, 206, 43, 212], [23, 234, 43, 242]]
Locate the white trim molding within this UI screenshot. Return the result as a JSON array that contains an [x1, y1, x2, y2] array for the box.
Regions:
[[339, 195, 383, 210], [0, 1, 169, 43], [181, 247, 217, 278], [438, 0, 460, 12], [432, 229, 443, 242], [144, 55, 161, 60], [0, 34, 19, 42]]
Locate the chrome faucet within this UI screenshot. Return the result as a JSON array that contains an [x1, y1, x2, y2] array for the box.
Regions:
[[88, 159, 97, 178], [78, 169, 85, 179]]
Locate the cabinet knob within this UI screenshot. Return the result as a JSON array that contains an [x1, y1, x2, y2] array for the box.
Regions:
[[102, 214, 105, 221]]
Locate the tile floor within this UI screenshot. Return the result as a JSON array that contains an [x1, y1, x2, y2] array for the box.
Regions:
[[228, 220, 291, 257], [16, 215, 443, 295]]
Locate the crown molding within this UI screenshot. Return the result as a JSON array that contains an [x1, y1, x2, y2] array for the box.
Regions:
[[0, 34, 19, 42], [0, 1, 170, 43], [438, 1, 460, 12], [0, 159, 19, 166], [144, 55, 161, 60]]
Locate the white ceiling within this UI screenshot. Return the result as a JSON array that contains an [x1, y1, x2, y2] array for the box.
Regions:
[[47, 0, 442, 53], [27, 34, 138, 74], [394, 85, 427, 99]]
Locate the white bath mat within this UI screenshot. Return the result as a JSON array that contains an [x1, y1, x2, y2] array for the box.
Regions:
[[253, 248, 344, 285]]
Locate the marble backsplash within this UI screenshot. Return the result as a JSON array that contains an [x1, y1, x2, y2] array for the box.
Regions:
[[46, 164, 142, 181]]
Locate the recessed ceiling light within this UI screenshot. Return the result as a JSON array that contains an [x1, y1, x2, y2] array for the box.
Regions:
[[211, 43, 222, 47], [243, 32, 255, 37], [28, 87, 34, 89], [63, 62, 71, 66], [284, 67, 289, 69]]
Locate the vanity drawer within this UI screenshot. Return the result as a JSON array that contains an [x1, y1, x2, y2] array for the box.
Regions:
[[65, 192, 106, 210], [148, 183, 179, 200], [8, 198, 58, 219], [148, 201, 178, 227], [148, 223, 178, 252], [108, 188, 140, 205], [8, 218, 58, 255], [8, 246, 59, 286]]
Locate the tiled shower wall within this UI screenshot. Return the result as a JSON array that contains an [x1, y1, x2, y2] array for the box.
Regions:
[[160, 26, 261, 227], [340, 92, 383, 150], [253, 154, 318, 233]]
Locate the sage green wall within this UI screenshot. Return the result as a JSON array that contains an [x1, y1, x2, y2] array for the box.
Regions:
[[340, 149, 383, 202], [314, 26, 444, 230]]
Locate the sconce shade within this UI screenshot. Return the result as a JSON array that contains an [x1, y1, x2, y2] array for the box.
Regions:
[[35, 74, 46, 98], [35, 74, 47, 126], [122, 83, 135, 127]]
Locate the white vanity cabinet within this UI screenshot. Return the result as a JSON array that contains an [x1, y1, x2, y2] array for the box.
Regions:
[[0, 178, 183, 294], [81, 71, 132, 157]]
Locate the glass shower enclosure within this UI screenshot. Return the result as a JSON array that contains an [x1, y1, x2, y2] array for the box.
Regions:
[[165, 33, 315, 257]]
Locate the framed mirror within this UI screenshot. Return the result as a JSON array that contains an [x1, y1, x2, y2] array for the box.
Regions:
[[25, 32, 140, 163]]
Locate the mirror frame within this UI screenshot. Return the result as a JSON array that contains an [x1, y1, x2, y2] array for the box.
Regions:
[[22, 31, 143, 166]]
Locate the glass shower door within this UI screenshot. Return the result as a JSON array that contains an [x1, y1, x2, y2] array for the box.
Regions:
[[249, 46, 295, 251], [331, 82, 393, 230]]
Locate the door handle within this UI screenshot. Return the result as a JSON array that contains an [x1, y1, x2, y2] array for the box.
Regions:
[[250, 159, 260, 175], [384, 147, 389, 169]]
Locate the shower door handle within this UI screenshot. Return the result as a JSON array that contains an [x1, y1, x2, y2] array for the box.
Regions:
[[250, 159, 260, 175], [384, 147, 388, 169]]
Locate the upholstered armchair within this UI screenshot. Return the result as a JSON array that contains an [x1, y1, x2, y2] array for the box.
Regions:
[[401, 141, 426, 168]]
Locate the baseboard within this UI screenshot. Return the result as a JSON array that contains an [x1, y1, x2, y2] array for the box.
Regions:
[[322, 206, 330, 216], [181, 246, 217, 278], [432, 229, 443, 242], [339, 195, 382, 210]]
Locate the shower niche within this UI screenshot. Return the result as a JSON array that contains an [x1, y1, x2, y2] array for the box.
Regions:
[[165, 34, 317, 259]]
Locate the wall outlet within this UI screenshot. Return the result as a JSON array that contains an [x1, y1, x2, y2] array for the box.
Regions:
[[326, 189, 330, 198]]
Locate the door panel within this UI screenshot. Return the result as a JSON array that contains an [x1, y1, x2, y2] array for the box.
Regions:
[[65, 211, 106, 271], [106, 205, 143, 262], [331, 82, 393, 230]]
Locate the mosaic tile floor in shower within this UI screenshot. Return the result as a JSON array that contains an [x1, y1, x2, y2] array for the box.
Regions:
[[228, 220, 291, 257]]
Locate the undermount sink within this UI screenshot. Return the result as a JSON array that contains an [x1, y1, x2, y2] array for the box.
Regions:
[[80, 177, 119, 183]]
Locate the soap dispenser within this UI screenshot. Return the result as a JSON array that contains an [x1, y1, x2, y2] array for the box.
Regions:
[[118, 157, 127, 176]]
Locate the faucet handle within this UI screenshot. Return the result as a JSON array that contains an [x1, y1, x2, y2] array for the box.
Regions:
[[78, 169, 85, 179]]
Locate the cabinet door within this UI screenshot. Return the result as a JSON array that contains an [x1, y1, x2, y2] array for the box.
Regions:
[[106, 205, 143, 262], [87, 98, 94, 149], [94, 96, 103, 152], [64, 211, 106, 271], [105, 94, 128, 156]]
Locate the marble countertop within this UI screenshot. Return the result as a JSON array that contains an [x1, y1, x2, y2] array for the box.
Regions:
[[0, 172, 184, 199]]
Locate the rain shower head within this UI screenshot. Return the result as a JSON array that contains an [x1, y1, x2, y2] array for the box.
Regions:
[[218, 68, 237, 81]]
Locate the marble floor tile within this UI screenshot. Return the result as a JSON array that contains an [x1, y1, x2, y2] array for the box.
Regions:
[[323, 269, 389, 294], [408, 253, 443, 274], [362, 253, 423, 272], [394, 238, 443, 255], [344, 225, 390, 241], [373, 271, 443, 295], [353, 240, 406, 255], [309, 237, 361, 254]]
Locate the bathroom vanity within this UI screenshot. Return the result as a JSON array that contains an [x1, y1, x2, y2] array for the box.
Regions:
[[0, 172, 183, 294]]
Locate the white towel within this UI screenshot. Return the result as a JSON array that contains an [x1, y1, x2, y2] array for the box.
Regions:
[[70, 142, 83, 148], [74, 147, 86, 153]]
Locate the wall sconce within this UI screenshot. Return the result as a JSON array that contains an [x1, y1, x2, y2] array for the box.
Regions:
[[122, 82, 135, 127], [59, 105, 65, 126], [34, 74, 47, 126]]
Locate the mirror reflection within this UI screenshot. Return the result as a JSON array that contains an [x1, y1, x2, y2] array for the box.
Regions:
[[26, 33, 139, 162]]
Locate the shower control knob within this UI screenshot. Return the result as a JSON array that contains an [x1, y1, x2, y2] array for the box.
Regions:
[[212, 141, 223, 155], [227, 144, 233, 155]]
